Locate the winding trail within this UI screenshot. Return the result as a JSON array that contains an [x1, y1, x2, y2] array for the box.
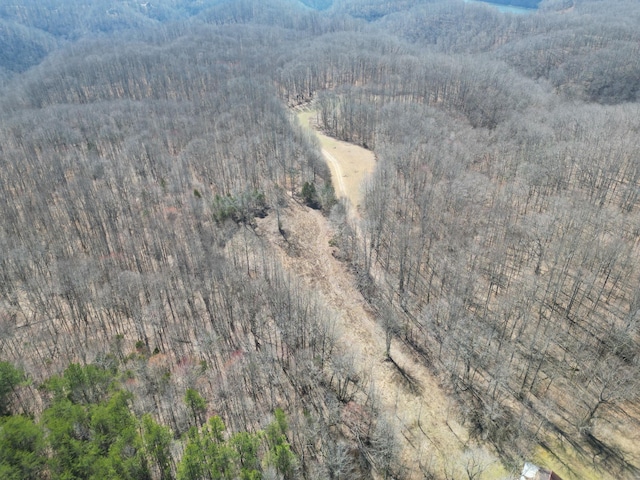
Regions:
[[322, 148, 347, 197], [298, 110, 375, 212]]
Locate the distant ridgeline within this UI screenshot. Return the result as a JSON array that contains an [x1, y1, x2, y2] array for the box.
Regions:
[[301, 0, 541, 9], [487, 0, 540, 8], [299, 0, 333, 10]]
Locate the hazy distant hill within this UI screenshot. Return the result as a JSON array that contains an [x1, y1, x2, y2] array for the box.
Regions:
[[299, 0, 334, 9], [0, 0, 229, 82]]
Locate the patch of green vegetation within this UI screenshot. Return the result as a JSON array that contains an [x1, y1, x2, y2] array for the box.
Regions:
[[302, 181, 337, 213], [0, 362, 297, 480], [0, 362, 24, 416], [179, 408, 296, 480], [301, 181, 320, 209], [212, 189, 267, 224]]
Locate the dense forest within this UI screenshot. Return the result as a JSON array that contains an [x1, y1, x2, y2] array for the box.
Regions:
[[1, 0, 640, 479]]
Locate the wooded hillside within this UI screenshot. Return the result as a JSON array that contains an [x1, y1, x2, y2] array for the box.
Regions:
[[1, 0, 639, 478]]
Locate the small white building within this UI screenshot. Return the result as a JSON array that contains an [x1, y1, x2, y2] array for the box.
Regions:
[[520, 462, 562, 480]]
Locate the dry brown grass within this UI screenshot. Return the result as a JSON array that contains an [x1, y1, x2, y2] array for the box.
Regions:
[[297, 110, 376, 212], [262, 110, 514, 479]]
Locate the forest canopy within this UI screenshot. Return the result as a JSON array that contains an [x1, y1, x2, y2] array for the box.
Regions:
[[1, 0, 640, 479]]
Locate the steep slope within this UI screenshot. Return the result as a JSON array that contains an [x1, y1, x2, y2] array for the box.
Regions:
[[256, 124, 508, 478]]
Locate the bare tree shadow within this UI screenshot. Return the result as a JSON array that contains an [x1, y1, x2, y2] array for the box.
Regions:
[[583, 432, 640, 479], [386, 355, 423, 395]]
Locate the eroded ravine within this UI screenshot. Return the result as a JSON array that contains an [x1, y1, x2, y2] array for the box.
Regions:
[[255, 111, 509, 478]]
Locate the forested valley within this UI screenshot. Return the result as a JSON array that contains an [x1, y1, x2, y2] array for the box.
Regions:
[[1, 0, 640, 479]]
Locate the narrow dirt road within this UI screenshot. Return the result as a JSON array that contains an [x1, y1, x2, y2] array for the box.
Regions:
[[322, 148, 347, 197]]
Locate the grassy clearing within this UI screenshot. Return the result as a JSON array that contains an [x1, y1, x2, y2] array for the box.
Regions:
[[297, 110, 376, 211]]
